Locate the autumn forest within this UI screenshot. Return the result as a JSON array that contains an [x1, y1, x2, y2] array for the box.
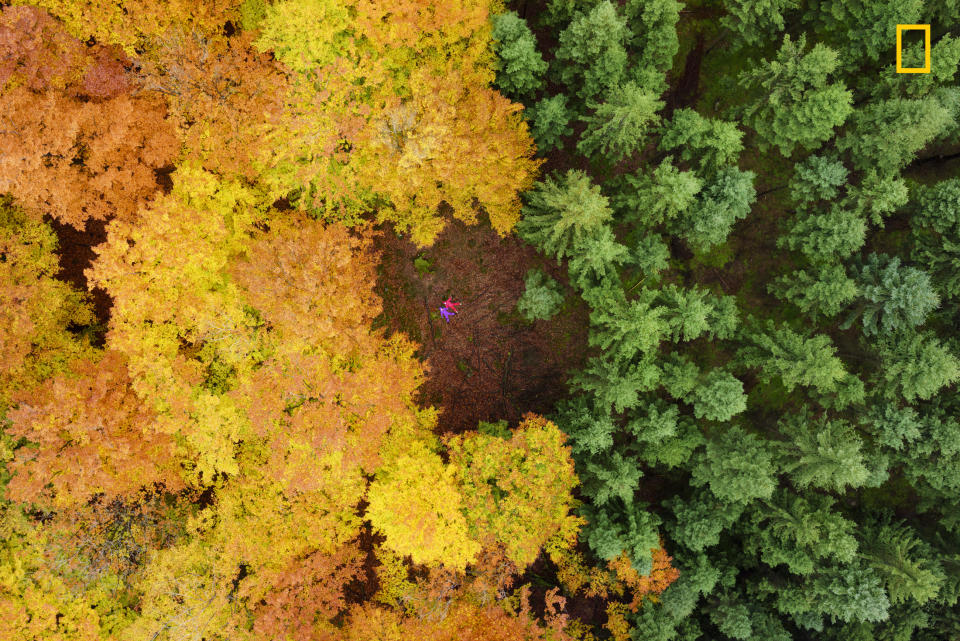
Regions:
[[2, 0, 960, 639]]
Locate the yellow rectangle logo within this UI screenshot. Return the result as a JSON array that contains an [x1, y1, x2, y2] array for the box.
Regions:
[[896, 24, 931, 73]]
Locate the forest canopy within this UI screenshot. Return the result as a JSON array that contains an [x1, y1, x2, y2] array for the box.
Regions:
[[1, 1, 960, 640]]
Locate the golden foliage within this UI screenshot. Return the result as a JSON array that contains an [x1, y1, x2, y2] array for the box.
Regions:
[[6, 351, 183, 508], [0, 198, 95, 412], [253, 0, 541, 245]]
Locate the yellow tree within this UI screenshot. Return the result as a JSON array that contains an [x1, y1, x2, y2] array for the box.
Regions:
[[252, 0, 541, 245], [445, 414, 581, 569], [11, 0, 243, 56], [132, 28, 289, 181], [86, 162, 270, 483], [6, 351, 183, 510], [0, 197, 95, 414], [366, 438, 483, 571]]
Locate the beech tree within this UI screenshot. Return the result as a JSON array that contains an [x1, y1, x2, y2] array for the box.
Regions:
[[0, 85, 178, 229], [6, 351, 183, 509], [252, 0, 541, 245], [12, 0, 242, 56], [132, 28, 288, 180], [367, 439, 481, 570], [0, 197, 95, 413], [446, 414, 581, 568]]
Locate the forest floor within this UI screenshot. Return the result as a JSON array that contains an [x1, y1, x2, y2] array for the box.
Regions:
[[372, 216, 590, 434]]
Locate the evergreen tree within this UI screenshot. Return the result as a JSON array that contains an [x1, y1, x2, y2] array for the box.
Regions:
[[587, 288, 668, 362], [553, 0, 629, 102], [810, 0, 923, 64], [571, 353, 662, 412], [655, 285, 739, 343], [788, 154, 848, 204], [689, 426, 779, 505], [630, 234, 672, 280], [578, 450, 643, 506], [721, 0, 797, 47], [744, 489, 858, 576], [491, 11, 547, 99], [778, 205, 866, 263], [874, 331, 960, 402], [516, 268, 565, 321], [674, 166, 756, 251], [912, 178, 960, 298], [623, 0, 682, 71], [577, 82, 663, 162], [843, 253, 940, 336], [525, 94, 574, 153], [737, 34, 853, 155], [769, 264, 858, 318], [859, 519, 945, 607], [566, 225, 630, 291], [837, 95, 955, 174], [517, 169, 613, 259], [739, 320, 849, 394], [611, 159, 702, 227], [766, 562, 890, 626], [688, 369, 747, 422], [580, 500, 662, 573], [665, 488, 745, 552], [844, 170, 909, 224], [658, 108, 745, 175], [776, 410, 870, 492]]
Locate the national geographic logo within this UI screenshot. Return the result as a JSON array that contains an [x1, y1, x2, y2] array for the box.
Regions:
[[896, 24, 931, 74]]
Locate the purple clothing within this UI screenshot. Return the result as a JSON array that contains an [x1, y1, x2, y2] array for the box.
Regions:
[[440, 306, 456, 322]]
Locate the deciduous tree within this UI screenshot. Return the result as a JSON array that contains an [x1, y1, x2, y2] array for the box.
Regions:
[[0, 197, 95, 413], [446, 414, 581, 568], [6, 351, 183, 509], [0, 83, 178, 228]]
